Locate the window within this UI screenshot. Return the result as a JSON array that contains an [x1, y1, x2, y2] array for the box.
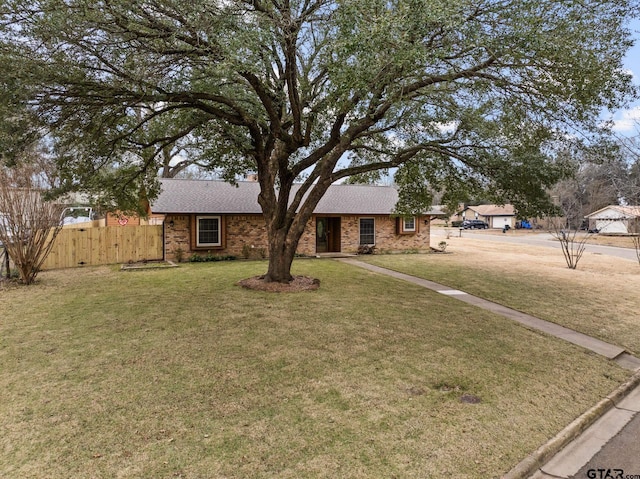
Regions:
[[403, 217, 416, 232], [359, 218, 375, 245], [196, 216, 221, 247], [397, 216, 418, 234]]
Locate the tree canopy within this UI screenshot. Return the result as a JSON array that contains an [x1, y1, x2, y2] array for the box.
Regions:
[[1, 0, 638, 281]]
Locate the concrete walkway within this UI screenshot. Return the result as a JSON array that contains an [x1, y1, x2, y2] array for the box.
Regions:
[[336, 258, 640, 479], [338, 258, 640, 370]]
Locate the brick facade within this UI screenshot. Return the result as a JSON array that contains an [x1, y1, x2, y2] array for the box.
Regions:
[[163, 213, 431, 261], [105, 211, 141, 227]]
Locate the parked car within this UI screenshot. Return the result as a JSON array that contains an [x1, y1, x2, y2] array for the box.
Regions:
[[462, 219, 489, 229]]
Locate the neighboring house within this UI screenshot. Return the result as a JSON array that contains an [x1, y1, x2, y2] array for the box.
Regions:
[[0, 213, 11, 244], [585, 205, 640, 234], [104, 211, 142, 227], [150, 179, 447, 260], [458, 204, 517, 229]]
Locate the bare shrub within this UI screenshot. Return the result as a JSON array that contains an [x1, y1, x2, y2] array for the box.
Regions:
[[0, 163, 64, 284], [547, 216, 590, 269]]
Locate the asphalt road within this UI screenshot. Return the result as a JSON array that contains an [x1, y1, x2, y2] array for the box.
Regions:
[[571, 412, 640, 479], [432, 229, 640, 262]]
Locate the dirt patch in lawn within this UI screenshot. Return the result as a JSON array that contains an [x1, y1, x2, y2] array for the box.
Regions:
[[237, 274, 320, 292]]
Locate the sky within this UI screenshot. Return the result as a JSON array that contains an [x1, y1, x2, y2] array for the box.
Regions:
[[609, 19, 640, 136]]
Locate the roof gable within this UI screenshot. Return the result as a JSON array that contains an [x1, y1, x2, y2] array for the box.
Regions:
[[585, 205, 640, 219]]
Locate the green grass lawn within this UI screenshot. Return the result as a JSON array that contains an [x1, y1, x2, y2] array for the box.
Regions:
[[0, 260, 630, 478]]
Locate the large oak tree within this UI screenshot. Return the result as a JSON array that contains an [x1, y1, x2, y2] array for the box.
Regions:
[[1, 0, 637, 282]]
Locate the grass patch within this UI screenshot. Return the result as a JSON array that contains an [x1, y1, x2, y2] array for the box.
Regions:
[[584, 234, 638, 249], [0, 259, 630, 478], [362, 238, 640, 355]]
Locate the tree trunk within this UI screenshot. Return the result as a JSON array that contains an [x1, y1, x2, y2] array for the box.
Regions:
[[264, 236, 295, 283], [260, 184, 325, 283], [256, 143, 334, 283], [263, 223, 303, 283]]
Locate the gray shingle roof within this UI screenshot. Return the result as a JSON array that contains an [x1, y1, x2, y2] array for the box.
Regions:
[[152, 179, 262, 214], [151, 179, 445, 216]]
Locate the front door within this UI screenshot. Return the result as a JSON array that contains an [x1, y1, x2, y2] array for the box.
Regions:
[[316, 217, 341, 253]]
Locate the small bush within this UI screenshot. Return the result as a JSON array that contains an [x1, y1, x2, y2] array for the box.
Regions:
[[357, 245, 376, 255], [189, 253, 237, 263]]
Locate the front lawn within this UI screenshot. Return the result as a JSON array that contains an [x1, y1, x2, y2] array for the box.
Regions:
[[0, 260, 630, 478]]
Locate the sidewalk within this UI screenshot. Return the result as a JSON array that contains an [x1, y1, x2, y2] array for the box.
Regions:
[[336, 258, 640, 478], [530, 384, 640, 478]]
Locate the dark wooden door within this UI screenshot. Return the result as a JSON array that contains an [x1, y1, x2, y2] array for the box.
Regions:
[[316, 217, 328, 253], [316, 217, 341, 253]]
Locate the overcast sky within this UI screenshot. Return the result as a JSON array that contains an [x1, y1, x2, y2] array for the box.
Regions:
[[610, 19, 640, 135]]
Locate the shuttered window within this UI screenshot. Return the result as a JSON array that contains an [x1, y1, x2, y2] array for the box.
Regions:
[[196, 216, 221, 246]]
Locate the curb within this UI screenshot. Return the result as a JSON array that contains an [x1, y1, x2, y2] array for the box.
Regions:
[[503, 369, 640, 479]]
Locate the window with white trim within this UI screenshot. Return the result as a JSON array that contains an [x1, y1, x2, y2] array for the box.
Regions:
[[403, 217, 416, 232], [196, 216, 221, 247], [359, 218, 375, 245]]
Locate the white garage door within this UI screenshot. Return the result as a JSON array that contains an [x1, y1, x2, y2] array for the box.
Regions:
[[596, 220, 628, 233], [492, 216, 511, 229]]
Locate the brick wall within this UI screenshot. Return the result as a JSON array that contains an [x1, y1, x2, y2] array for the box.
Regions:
[[163, 213, 431, 261], [164, 214, 269, 261], [339, 216, 431, 253], [164, 215, 190, 261]]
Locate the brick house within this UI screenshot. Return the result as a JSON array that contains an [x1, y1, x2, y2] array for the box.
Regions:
[[150, 179, 446, 261]]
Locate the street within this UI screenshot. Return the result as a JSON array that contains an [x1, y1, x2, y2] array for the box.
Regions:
[[571, 411, 640, 478], [431, 229, 639, 262]]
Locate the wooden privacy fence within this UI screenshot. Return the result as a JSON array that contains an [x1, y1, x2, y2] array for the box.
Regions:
[[41, 225, 163, 270]]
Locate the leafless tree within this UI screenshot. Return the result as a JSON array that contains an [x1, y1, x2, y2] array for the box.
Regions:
[[547, 216, 591, 270], [0, 161, 64, 284]]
